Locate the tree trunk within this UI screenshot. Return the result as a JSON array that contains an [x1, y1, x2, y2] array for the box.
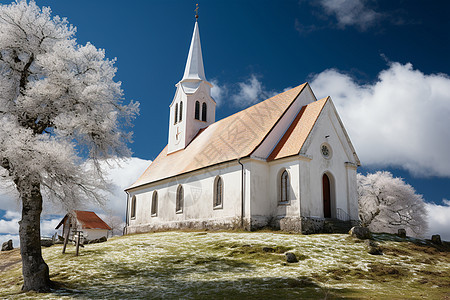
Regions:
[[16, 176, 52, 292]]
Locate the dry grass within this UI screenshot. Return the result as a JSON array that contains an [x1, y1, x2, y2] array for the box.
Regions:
[[0, 232, 449, 299]]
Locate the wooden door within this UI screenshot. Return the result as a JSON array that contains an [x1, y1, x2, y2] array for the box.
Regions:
[[323, 174, 331, 218]]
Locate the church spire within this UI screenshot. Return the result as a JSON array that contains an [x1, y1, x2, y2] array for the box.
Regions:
[[181, 20, 206, 83]]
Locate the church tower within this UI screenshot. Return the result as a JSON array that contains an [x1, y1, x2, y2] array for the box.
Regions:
[[167, 19, 216, 154]]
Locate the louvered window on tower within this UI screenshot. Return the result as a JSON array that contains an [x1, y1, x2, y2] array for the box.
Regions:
[[179, 101, 183, 122], [174, 103, 178, 124], [195, 101, 200, 120], [202, 102, 207, 121]]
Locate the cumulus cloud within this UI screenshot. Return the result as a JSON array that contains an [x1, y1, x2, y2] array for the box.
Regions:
[[425, 199, 450, 241], [310, 62, 450, 177], [211, 79, 226, 107], [231, 75, 278, 108], [319, 0, 382, 30]]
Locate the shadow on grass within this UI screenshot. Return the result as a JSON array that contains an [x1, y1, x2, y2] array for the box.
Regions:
[[47, 275, 356, 299]]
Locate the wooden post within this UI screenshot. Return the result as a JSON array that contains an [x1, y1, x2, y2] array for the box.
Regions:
[[75, 231, 80, 256], [62, 224, 71, 254]]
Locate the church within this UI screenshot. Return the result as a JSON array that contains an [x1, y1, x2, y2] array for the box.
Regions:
[[124, 19, 360, 234]]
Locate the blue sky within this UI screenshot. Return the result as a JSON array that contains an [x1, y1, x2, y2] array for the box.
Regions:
[[1, 0, 449, 242]]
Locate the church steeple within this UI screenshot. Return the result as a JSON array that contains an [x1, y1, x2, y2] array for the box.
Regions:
[[167, 18, 216, 154], [181, 20, 206, 83]]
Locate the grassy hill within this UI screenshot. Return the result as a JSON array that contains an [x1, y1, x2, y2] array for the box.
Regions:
[[1, 231, 449, 299]]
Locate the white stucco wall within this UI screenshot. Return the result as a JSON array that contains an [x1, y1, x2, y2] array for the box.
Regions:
[[83, 229, 108, 241], [127, 161, 243, 232]]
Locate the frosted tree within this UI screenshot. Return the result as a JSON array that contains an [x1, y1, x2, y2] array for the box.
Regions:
[[0, 1, 138, 292], [358, 171, 428, 237]]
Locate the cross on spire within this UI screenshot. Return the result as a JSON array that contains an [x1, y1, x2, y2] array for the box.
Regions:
[[195, 4, 199, 19]]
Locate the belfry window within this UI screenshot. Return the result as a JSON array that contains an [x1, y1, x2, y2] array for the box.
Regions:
[[280, 170, 289, 203], [176, 185, 184, 213], [202, 102, 207, 121], [214, 176, 223, 208], [179, 101, 183, 122], [195, 101, 200, 120], [151, 191, 158, 217], [174, 103, 179, 124]]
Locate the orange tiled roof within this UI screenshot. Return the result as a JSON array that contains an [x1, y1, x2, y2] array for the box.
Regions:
[[55, 210, 111, 230], [268, 97, 328, 161], [127, 83, 308, 189]]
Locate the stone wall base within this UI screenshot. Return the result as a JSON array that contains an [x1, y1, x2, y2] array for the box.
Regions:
[[126, 217, 246, 234], [126, 216, 359, 235]]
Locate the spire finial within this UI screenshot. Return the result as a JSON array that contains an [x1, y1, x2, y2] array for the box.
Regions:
[[195, 4, 199, 20]]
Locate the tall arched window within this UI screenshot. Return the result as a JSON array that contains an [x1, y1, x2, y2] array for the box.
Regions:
[[174, 103, 179, 124], [151, 191, 158, 217], [176, 185, 184, 213], [202, 102, 207, 121], [280, 170, 289, 203], [214, 176, 223, 208], [179, 101, 183, 122], [130, 195, 136, 219], [195, 101, 200, 120]]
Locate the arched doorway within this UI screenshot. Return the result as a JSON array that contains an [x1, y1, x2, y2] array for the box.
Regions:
[[323, 174, 331, 218]]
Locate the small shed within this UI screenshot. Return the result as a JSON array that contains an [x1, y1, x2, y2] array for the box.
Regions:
[[55, 210, 111, 241]]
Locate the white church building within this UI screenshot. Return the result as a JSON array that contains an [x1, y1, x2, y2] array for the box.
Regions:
[[124, 19, 360, 234]]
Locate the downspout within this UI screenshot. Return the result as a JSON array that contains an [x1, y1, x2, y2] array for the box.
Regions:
[[124, 191, 130, 235], [238, 158, 245, 230]]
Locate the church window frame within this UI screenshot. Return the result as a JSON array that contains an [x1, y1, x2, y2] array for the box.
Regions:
[[279, 169, 290, 204], [176, 185, 184, 214], [151, 191, 158, 217], [195, 101, 200, 120], [213, 176, 223, 209], [130, 195, 137, 219], [179, 101, 183, 122], [201, 102, 207, 121], [174, 103, 179, 124]]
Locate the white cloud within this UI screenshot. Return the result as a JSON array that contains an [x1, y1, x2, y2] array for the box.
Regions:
[[425, 200, 450, 241], [0, 217, 19, 234], [231, 75, 278, 108], [211, 79, 226, 106], [310, 62, 450, 177], [319, 0, 382, 30]]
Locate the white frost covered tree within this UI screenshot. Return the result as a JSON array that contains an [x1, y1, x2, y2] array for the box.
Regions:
[[358, 171, 428, 237], [0, 1, 138, 292]]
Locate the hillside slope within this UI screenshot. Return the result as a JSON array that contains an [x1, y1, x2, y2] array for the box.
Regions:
[[1, 231, 449, 299]]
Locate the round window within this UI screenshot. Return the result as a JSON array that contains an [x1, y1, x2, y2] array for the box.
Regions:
[[321, 144, 332, 159]]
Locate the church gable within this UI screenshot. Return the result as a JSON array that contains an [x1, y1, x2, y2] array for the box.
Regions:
[[300, 98, 360, 166]]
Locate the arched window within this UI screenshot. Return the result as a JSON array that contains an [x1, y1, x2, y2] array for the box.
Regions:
[[195, 101, 200, 120], [179, 101, 183, 122], [176, 185, 184, 213], [151, 191, 158, 217], [280, 170, 289, 203], [214, 176, 223, 208], [202, 102, 207, 121], [174, 103, 178, 124], [130, 195, 136, 219]]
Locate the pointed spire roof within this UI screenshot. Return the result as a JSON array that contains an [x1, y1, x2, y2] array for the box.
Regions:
[[181, 20, 206, 82]]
